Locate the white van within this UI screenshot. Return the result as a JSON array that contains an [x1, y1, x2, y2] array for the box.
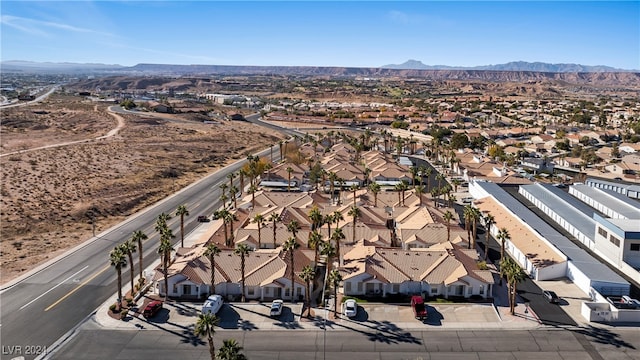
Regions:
[[202, 294, 223, 315]]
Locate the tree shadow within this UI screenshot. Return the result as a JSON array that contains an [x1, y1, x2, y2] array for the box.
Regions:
[[273, 307, 303, 329], [572, 325, 636, 350]]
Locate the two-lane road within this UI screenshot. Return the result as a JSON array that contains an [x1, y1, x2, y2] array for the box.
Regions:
[[0, 135, 281, 360]]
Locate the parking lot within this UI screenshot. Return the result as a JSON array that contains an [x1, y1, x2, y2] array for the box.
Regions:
[[96, 295, 541, 333]]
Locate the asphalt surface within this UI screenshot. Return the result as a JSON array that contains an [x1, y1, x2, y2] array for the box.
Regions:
[[50, 327, 640, 360], [0, 113, 285, 360]]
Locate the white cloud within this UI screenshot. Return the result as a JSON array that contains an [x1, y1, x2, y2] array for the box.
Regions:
[[1, 15, 113, 37]]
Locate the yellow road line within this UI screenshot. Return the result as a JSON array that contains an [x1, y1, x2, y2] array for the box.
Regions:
[[44, 264, 110, 312]]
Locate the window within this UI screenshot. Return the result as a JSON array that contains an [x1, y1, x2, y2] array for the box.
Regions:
[[609, 235, 620, 247], [479, 285, 485, 295], [345, 282, 351, 292], [631, 243, 640, 251], [247, 287, 254, 296], [183, 285, 192, 295], [357, 283, 363, 292], [392, 284, 400, 293], [431, 288, 438, 294], [598, 227, 608, 238]]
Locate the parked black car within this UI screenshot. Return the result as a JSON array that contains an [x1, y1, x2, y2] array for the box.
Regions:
[[543, 290, 560, 304]]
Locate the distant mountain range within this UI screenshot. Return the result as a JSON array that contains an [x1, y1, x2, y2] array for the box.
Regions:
[[2, 60, 639, 87], [2, 60, 636, 74], [381, 59, 635, 72]]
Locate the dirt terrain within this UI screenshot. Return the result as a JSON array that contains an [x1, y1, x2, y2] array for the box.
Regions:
[[0, 94, 285, 284]]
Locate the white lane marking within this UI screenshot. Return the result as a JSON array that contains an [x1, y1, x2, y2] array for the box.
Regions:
[[19, 265, 89, 310]]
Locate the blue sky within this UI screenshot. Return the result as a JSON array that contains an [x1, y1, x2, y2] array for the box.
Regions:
[[2, 1, 639, 69]]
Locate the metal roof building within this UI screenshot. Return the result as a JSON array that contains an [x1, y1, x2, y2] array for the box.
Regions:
[[585, 177, 640, 200], [471, 180, 629, 296], [569, 184, 640, 220], [519, 183, 597, 248]]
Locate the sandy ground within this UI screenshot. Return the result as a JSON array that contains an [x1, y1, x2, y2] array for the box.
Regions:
[[0, 95, 285, 284]]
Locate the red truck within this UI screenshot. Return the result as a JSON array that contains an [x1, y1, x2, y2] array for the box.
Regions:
[[411, 295, 427, 320]]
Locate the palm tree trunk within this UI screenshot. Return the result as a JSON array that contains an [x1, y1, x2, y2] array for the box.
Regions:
[[273, 224, 277, 248], [163, 254, 169, 301], [117, 269, 123, 311], [138, 241, 144, 284], [290, 257, 295, 303], [180, 215, 185, 247], [128, 253, 135, 296], [208, 336, 215, 360], [306, 281, 311, 318], [241, 256, 246, 303]]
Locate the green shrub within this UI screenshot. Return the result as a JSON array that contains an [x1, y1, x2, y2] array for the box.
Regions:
[[109, 304, 117, 312]]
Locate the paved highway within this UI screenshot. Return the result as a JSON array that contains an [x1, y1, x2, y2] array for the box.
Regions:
[[0, 113, 286, 360], [51, 327, 640, 360]]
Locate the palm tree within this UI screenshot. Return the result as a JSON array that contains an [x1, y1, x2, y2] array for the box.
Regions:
[[328, 172, 338, 204], [194, 313, 219, 360], [323, 213, 334, 239], [320, 240, 336, 273], [331, 227, 346, 268], [234, 244, 251, 302], [155, 212, 171, 233], [227, 172, 236, 193], [109, 246, 127, 311], [225, 211, 238, 247], [268, 212, 281, 248], [332, 210, 344, 232], [463, 205, 474, 249], [451, 178, 461, 192], [283, 237, 300, 302], [252, 213, 265, 248], [204, 243, 221, 295], [300, 265, 315, 317], [425, 167, 433, 190], [238, 168, 247, 194], [328, 269, 342, 316], [248, 184, 258, 209], [349, 184, 360, 207], [430, 187, 439, 208], [230, 185, 239, 209], [308, 230, 323, 266], [175, 204, 189, 248], [368, 182, 381, 207], [218, 339, 246, 360], [121, 240, 137, 297], [483, 213, 496, 261], [415, 185, 425, 207], [219, 183, 228, 208], [131, 230, 148, 285], [471, 207, 481, 249], [501, 257, 527, 315], [158, 237, 174, 301], [286, 219, 300, 240], [308, 206, 323, 232], [286, 166, 294, 192], [348, 205, 361, 244], [436, 173, 445, 191], [443, 210, 454, 242], [497, 227, 510, 262], [448, 193, 456, 208], [496, 227, 510, 286]]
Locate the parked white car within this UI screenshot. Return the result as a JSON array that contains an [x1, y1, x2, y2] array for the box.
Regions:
[[342, 299, 357, 318], [202, 294, 223, 315], [270, 299, 284, 317]]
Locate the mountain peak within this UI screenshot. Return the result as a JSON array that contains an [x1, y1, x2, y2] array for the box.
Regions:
[[381, 60, 633, 72]]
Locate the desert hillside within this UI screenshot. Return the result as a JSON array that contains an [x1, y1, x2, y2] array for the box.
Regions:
[[0, 94, 285, 283]]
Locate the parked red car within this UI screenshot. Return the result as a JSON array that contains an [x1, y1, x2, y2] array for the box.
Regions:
[[411, 295, 427, 320], [143, 300, 163, 318]]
